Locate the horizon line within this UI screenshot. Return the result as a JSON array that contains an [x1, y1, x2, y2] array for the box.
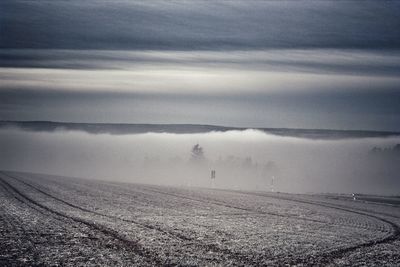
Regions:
[[2, 120, 400, 134]]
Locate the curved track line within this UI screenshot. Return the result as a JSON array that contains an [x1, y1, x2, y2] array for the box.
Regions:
[[131, 185, 393, 233], [0, 173, 164, 266], [111, 184, 335, 225], [237, 189, 400, 219], [1, 172, 263, 265], [118, 185, 399, 264], [98, 182, 392, 234], [124, 185, 400, 265], [0, 186, 42, 264], [232, 190, 400, 265], [66, 179, 400, 264], [3, 172, 192, 242]]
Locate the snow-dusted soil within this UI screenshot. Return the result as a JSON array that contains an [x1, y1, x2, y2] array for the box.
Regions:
[[0, 171, 399, 266]]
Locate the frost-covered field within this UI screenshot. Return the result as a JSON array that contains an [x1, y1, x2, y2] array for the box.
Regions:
[[0, 171, 399, 266]]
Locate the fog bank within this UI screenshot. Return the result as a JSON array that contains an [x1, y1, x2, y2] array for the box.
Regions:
[[0, 128, 399, 195]]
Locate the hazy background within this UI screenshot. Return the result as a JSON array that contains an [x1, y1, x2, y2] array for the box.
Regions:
[[1, 128, 399, 195]]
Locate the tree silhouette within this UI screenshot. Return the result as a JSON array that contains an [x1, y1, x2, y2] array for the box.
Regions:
[[191, 144, 205, 161]]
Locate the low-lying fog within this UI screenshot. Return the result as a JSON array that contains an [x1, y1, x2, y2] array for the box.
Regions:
[[1, 128, 399, 195]]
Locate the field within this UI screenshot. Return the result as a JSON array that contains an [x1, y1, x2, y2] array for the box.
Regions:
[[0, 171, 399, 266]]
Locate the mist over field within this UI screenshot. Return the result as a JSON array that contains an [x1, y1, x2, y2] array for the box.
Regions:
[[1, 127, 399, 195]]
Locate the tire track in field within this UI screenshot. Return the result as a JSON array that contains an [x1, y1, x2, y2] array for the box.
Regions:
[[128, 186, 400, 265], [133, 185, 373, 227], [98, 182, 392, 233], [208, 188, 397, 232], [0, 181, 81, 266], [233, 189, 400, 220], [227, 190, 397, 232], [0, 203, 41, 265], [0, 173, 164, 266], [14, 172, 357, 236], [233, 190, 400, 265], [29, 175, 359, 226], [3, 172, 192, 242], [147, 187, 393, 234], [0, 177, 53, 218], [43, 177, 397, 264], [2, 172, 271, 266]]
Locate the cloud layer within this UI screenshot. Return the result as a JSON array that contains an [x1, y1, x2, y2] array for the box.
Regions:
[[1, 49, 400, 131], [2, 1, 400, 50], [1, 1, 400, 130]]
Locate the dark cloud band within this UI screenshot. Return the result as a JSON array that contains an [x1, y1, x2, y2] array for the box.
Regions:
[[1, 1, 400, 50]]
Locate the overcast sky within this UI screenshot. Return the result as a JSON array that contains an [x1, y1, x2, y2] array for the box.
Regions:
[[1, 0, 400, 130]]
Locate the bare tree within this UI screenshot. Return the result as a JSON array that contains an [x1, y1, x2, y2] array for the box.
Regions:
[[191, 144, 205, 162]]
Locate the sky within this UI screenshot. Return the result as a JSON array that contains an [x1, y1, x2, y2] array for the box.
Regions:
[[1, 0, 400, 131]]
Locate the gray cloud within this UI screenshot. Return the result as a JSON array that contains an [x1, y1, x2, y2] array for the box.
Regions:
[[1, 1, 400, 50], [1, 1, 400, 131], [2, 49, 400, 77], [1, 49, 400, 130], [1, 88, 400, 131]]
